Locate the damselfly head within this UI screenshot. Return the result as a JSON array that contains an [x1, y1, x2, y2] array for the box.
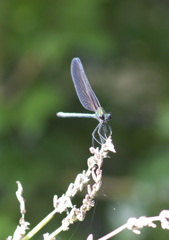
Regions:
[[101, 113, 112, 122]]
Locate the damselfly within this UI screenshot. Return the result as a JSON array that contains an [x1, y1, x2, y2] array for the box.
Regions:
[[57, 58, 112, 145]]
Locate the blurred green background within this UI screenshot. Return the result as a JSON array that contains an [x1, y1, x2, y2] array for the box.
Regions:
[[1, 0, 169, 239]]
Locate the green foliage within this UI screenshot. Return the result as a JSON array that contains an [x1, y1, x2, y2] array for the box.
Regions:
[[1, 0, 169, 239]]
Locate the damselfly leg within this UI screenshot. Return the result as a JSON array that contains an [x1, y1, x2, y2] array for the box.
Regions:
[[92, 121, 112, 146]]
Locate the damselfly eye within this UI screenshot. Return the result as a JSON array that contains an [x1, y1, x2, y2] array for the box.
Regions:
[[108, 114, 112, 120], [104, 113, 112, 121], [100, 114, 105, 120]]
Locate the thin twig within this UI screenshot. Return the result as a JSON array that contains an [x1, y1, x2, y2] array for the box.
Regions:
[[20, 137, 115, 240], [89, 210, 169, 240], [7, 182, 30, 240]]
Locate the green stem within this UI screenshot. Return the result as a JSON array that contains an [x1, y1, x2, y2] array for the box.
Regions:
[[23, 209, 58, 240]]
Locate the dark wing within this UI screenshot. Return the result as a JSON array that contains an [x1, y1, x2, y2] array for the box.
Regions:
[[71, 58, 101, 112]]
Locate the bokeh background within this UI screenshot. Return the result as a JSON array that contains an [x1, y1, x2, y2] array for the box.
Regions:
[[1, 0, 169, 239]]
